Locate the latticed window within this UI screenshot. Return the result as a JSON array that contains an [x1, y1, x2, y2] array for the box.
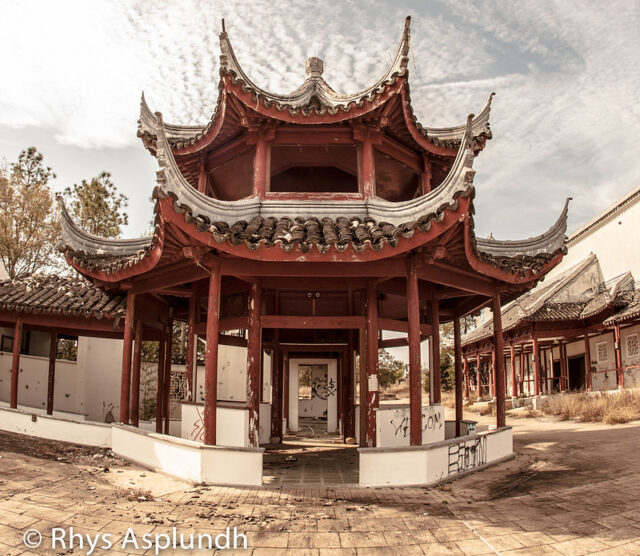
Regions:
[[170, 371, 187, 400], [626, 334, 639, 358], [596, 342, 608, 363]]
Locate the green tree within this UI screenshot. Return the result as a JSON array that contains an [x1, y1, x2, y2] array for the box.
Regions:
[[62, 171, 128, 237], [378, 349, 407, 388], [0, 148, 60, 279]]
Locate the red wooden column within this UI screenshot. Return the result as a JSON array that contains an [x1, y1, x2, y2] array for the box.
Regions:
[[365, 282, 379, 447], [337, 352, 343, 433], [490, 349, 496, 398], [10, 318, 23, 408], [358, 301, 368, 446], [463, 358, 470, 399], [344, 330, 356, 442], [119, 293, 135, 424], [519, 345, 525, 394], [532, 335, 542, 396], [185, 293, 197, 401], [509, 344, 517, 398], [492, 292, 506, 428], [197, 154, 207, 194], [163, 319, 173, 434], [614, 324, 623, 388], [476, 354, 481, 397], [270, 344, 282, 442], [584, 333, 592, 391], [407, 257, 422, 446], [430, 293, 441, 404], [559, 342, 568, 391], [271, 291, 283, 443], [46, 331, 57, 415], [252, 128, 274, 199], [355, 127, 376, 199], [130, 320, 143, 427], [454, 317, 463, 437], [246, 280, 262, 447], [203, 266, 222, 445], [155, 334, 166, 433]]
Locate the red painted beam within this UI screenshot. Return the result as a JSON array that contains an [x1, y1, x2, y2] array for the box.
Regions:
[[0, 311, 119, 334], [378, 317, 433, 336]]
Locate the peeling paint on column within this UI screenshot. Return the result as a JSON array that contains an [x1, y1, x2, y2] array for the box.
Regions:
[[246, 280, 262, 447]]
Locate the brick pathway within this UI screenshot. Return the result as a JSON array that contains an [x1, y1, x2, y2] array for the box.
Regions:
[[1, 416, 640, 555]]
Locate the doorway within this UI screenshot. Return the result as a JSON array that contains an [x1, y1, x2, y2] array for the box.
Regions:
[[568, 355, 586, 391], [552, 360, 562, 392], [287, 358, 338, 435]]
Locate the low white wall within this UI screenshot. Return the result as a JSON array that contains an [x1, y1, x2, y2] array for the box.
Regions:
[[180, 403, 249, 447], [0, 406, 111, 447], [112, 425, 263, 486], [375, 404, 445, 448], [359, 427, 513, 487], [139, 419, 182, 437]]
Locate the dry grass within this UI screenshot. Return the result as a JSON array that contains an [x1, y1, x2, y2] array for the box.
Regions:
[[507, 407, 543, 419], [539, 390, 640, 425]]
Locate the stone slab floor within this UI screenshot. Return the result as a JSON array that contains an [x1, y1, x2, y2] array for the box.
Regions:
[[1, 412, 640, 555]]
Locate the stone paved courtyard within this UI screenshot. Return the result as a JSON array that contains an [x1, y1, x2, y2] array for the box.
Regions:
[[1, 412, 640, 555]]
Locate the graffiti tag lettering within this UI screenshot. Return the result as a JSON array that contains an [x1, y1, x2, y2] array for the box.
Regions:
[[447, 436, 487, 475]]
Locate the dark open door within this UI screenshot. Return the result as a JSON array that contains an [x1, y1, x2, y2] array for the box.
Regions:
[[568, 355, 586, 391]]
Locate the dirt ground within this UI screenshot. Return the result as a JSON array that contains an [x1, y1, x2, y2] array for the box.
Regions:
[[1, 410, 640, 555]]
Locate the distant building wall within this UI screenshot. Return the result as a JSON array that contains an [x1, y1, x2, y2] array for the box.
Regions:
[[549, 186, 640, 282]]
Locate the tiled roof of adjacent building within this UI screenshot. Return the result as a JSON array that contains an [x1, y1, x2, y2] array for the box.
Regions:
[[0, 275, 126, 319]]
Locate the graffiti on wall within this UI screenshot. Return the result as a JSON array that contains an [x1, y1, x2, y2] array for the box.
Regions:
[[422, 410, 443, 433], [190, 406, 205, 442], [391, 416, 409, 438], [447, 435, 487, 475], [311, 376, 336, 400]]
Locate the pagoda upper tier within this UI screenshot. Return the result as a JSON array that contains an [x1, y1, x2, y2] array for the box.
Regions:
[[59, 16, 570, 301], [137, 17, 494, 201]]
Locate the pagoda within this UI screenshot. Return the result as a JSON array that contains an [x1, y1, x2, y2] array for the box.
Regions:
[[59, 17, 569, 484]]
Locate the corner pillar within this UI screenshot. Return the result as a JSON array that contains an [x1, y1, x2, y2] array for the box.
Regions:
[[492, 292, 506, 428], [203, 265, 222, 445], [155, 334, 166, 433], [430, 293, 441, 404], [163, 319, 173, 434], [454, 317, 463, 437], [365, 282, 379, 447], [614, 325, 623, 388], [131, 320, 143, 427], [532, 335, 541, 396], [510, 343, 517, 398], [185, 292, 198, 401], [407, 257, 422, 446], [246, 280, 262, 447], [119, 293, 135, 424], [584, 332, 592, 391]]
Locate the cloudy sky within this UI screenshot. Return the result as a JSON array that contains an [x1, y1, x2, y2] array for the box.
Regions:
[[0, 0, 638, 240]]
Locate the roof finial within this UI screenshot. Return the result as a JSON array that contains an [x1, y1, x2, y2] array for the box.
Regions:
[[305, 57, 324, 78], [221, 18, 226, 33]]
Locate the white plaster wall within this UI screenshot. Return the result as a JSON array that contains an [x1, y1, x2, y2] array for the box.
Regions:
[[548, 191, 640, 282], [375, 404, 445, 448], [262, 350, 272, 402], [0, 351, 83, 414], [112, 425, 263, 486], [194, 344, 247, 403], [80, 337, 122, 422], [180, 403, 249, 447], [359, 427, 513, 487], [259, 402, 271, 444], [0, 407, 111, 447]]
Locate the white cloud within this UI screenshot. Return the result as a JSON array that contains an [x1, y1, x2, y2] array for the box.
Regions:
[[0, 0, 638, 238]]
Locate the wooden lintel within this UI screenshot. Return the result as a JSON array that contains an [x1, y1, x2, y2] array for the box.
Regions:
[[417, 262, 496, 296], [222, 259, 406, 278], [279, 343, 348, 352], [261, 315, 365, 330]]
